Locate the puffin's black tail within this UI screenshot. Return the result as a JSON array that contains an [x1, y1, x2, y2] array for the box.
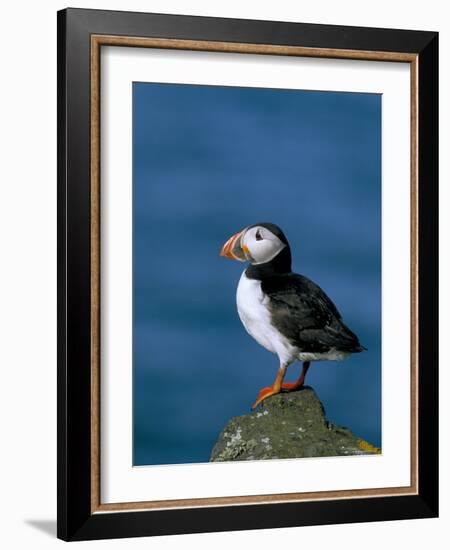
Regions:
[[354, 344, 367, 353]]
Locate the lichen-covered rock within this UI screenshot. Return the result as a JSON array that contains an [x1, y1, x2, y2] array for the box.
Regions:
[[210, 387, 380, 462]]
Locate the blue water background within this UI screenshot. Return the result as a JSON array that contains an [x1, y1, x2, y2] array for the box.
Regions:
[[133, 83, 381, 466]]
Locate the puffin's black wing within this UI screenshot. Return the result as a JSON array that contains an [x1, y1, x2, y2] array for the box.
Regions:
[[261, 273, 364, 354]]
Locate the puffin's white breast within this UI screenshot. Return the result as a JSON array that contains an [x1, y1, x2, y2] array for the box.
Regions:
[[236, 271, 297, 365]]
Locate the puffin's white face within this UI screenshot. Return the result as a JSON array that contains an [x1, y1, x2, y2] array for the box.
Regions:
[[241, 226, 286, 264], [220, 225, 286, 265]]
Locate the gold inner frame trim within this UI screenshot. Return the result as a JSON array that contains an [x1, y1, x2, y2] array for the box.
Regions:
[[90, 34, 419, 514]]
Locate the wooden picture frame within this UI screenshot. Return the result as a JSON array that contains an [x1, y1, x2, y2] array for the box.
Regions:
[[57, 7, 438, 541]]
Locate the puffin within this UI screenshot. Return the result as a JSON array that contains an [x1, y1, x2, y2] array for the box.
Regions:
[[220, 222, 365, 409]]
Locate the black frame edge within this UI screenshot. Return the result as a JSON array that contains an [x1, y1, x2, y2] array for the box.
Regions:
[[57, 8, 439, 541], [70, 495, 437, 542], [57, 8, 68, 542], [64, 6, 436, 53], [417, 33, 439, 517], [57, 7, 94, 541]]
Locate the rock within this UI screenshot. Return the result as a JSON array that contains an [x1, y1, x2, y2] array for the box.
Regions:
[[210, 386, 380, 462]]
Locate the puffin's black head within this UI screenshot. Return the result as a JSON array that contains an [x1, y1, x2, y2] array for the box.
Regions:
[[220, 222, 291, 273]]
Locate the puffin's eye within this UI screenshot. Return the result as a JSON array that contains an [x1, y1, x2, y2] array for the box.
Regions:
[[255, 229, 263, 241]]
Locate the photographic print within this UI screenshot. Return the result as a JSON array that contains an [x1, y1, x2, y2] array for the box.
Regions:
[[132, 82, 381, 466]]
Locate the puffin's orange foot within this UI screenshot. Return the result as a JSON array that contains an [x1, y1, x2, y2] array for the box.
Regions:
[[281, 380, 305, 392], [280, 362, 310, 393], [251, 386, 280, 410]]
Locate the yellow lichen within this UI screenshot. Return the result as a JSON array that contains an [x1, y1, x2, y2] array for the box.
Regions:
[[357, 439, 381, 454]]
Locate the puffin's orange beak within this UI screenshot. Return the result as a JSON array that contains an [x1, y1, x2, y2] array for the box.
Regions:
[[220, 230, 247, 261]]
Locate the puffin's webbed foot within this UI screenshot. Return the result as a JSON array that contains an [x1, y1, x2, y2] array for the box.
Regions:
[[280, 381, 304, 391], [281, 361, 311, 393], [251, 361, 311, 409], [251, 386, 280, 410], [251, 365, 287, 409]]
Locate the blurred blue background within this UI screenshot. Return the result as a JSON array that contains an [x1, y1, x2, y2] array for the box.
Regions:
[[132, 82, 381, 466]]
